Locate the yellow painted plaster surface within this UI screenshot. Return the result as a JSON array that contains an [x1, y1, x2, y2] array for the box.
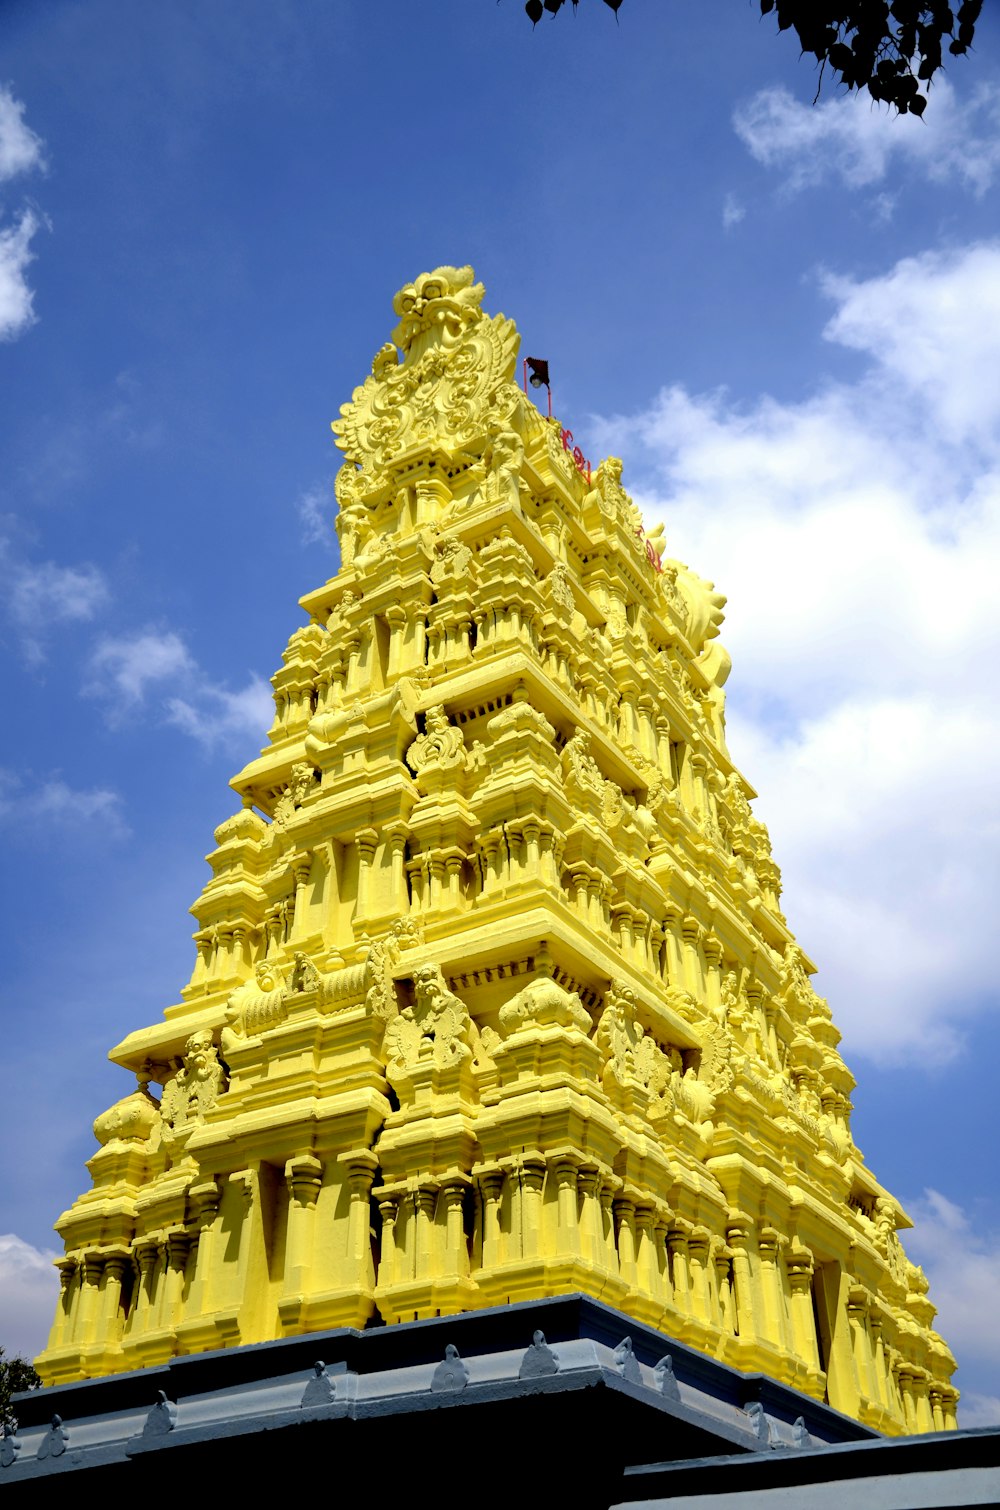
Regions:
[[37, 267, 957, 1435]]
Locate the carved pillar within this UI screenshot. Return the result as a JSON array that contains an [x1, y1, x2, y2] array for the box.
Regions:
[[353, 827, 379, 927], [599, 1177, 620, 1274], [847, 1285, 880, 1405], [344, 632, 362, 695], [667, 1219, 692, 1318], [786, 1247, 820, 1371], [577, 1167, 603, 1271], [163, 1228, 191, 1330], [377, 1197, 399, 1288], [690, 752, 710, 821], [341, 1151, 378, 1293], [654, 1211, 673, 1305], [615, 1196, 639, 1289], [714, 1244, 737, 1336], [897, 1366, 918, 1431], [680, 915, 703, 997], [130, 1238, 161, 1341], [634, 1203, 660, 1303], [284, 1154, 322, 1300], [554, 1161, 582, 1262], [445, 851, 464, 908], [757, 1227, 790, 1353], [91, 1250, 129, 1359], [941, 1386, 959, 1430], [441, 1181, 470, 1279], [662, 905, 684, 988], [702, 937, 723, 1020], [384, 821, 410, 914], [50, 1257, 78, 1351], [290, 859, 312, 940], [688, 1226, 713, 1325], [385, 603, 407, 679], [415, 1185, 438, 1280], [74, 1251, 105, 1347], [478, 1170, 504, 1271], [184, 1179, 221, 1322], [520, 1159, 546, 1261], [726, 1214, 759, 1345], [868, 1308, 890, 1409], [912, 1368, 934, 1432]]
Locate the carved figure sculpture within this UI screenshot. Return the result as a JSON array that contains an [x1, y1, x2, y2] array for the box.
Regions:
[[222, 960, 287, 1055], [160, 1031, 227, 1131], [383, 963, 474, 1076]]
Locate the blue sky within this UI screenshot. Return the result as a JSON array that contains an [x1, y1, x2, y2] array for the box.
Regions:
[[1, 0, 999, 1419]]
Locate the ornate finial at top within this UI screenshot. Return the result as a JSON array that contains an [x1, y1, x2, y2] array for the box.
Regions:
[[390, 266, 485, 359], [331, 264, 520, 487]]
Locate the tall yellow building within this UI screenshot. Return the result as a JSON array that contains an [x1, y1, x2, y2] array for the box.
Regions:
[[37, 267, 957, 1436]]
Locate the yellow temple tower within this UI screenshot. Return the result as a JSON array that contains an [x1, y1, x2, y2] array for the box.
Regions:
[[36, 266, 957, 1436]]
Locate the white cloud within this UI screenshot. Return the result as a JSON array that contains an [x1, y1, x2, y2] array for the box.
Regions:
[[0, 87, 45, 183], [0, 206, 42, 342], [2, 547, 110, 663], [0, 88, 46, 342], [591, 242, 1000, 1064], [733, 77, 1000, 196], [0, 768, 128, 835], [0, 1235, 59, 1363], [821, 244, 1000, 448], [722, 192, 745, 230], [166, 675, 273, 750], [297, 482, 333, 547], [85, 626, 272, 751], [87, 628, 194, 704], [905, 1192, 1000, 1415], [955, 1393, 1000, 1428]]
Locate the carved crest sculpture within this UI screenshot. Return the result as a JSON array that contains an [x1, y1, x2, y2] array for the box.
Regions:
[[39, 268, 956, 1440]]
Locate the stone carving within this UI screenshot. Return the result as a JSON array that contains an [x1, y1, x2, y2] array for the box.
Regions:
[[222, 960, 288, 1055], [289, 951, 323, 994], [612, 1336, 642, 1384], [721, 970, 768, 1063], [478, 428, 524, 511], [669, 560, 727, 655], [406, 705, 468, 784], [160, 1031, 227, 1131], [430, 1343, 470, 1393], [333, 266, 520, 489], [430, 533, 474, 584], [745, 1400, 776, 1448], [497, 977, 592, 1037], [792, 1416, 812, 1449], [546, 562, 576, 619], [596, 983, 674, 1111], [518, 1330, 559, 1379], [273, 762, 319, 830], [670, 1026, 732, 1137], [654, 1354, 681, 1402], [141, 1390, 177, 1438], [36, 1414, 69, 1460], [391, 266, 485, 356], [586, 456, 642, 532], [301, 1360, 337, 1408], [0, 1428, 20, 1469], [561, 727, 605, 800], [383, 964, 475, 1077], [93, 1076, 161, 1147]]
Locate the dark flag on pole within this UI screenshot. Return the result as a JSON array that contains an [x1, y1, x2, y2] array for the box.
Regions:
[[526, 357, 550, 389]]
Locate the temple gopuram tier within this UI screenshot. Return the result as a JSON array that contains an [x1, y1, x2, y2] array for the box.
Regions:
[[37, 266, 957, 1436]]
